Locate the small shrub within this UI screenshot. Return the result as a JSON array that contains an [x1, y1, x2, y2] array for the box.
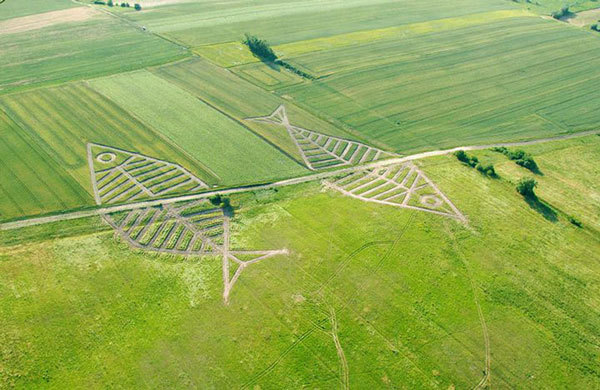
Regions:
[[476, 163, 496, 177], [107, 0, 113, 6], [491, 146, 508, 154], [516, 178, 537, 197], [209, 194, 222, 206], [551, 6, 571, 19], [93, 0, 106, 4], [569, 216, 583, 228], [454, 150, 478, 167], [515, 156, 538, 171], [591, 24, 599, 32], [134, 3, 142, 10]]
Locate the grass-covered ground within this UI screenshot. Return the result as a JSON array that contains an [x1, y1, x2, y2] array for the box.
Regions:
[[1, 136, 598, 388]]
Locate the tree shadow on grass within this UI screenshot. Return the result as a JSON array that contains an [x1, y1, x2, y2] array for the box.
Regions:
[[524, 195, 557, 222]]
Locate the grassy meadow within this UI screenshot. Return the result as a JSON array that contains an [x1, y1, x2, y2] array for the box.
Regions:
[[1, 136, 599, 388]]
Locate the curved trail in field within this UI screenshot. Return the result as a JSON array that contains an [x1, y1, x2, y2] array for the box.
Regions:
[[445, 226, 491, 389], [329, 307, 349, 390], [2, 129, 598, 231]]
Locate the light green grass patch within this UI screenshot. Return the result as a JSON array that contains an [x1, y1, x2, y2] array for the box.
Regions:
[[90, 70, 308, 185], [194, 41, 257, 67], [196, 10, 530, 68]]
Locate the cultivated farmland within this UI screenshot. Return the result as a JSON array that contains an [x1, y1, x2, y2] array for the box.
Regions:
[[1, 0, 599, 388], [2, 136, 599, 388], [90, 71, 308, 185]]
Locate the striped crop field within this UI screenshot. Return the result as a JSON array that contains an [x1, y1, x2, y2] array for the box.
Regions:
[[89, 70, 308, 185], [122, 0, 513, 47], [0, 110, 90, 221], [0, 12, 187, 93], [0, 0, 76, 21], [274, 16, 600, 153], [154, 58, 363, 161], [0, 83, 219, 203]]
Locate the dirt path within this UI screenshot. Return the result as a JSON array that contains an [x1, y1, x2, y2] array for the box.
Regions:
[[329, 307, 350, 390], [3, 130, 598, 231], [445, 226, 491, 389]]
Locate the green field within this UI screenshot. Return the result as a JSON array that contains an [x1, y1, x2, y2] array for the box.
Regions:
[[122, 0, 514, 46], [274, 16, 600, 153], [1, 136, 599, 388], [2, 0, 600, 387], [90, 70, 308, 185], [0, 0, 75, 21], [0, 110, 90, 221], [0, 13, 187, 93], [0, 83, 218, 209]]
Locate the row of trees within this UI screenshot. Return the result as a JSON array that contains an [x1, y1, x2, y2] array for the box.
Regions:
[[492, 147, 539, 173], [94, 0, 142, 10], [454, 150, 497, 177], [242, 34, 315, 80]]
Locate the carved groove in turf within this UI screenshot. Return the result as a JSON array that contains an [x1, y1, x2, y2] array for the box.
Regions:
[[246, 105, 396, 170], [326, 162, 466, 221], [87, 143, 208, 205], [103, 200, 288, 304]]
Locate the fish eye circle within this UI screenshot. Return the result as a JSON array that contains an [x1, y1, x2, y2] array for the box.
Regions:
[[97, 152, 116, 163]]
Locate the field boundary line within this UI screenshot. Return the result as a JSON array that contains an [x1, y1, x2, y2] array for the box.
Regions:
[[2, 129, 598, 231]]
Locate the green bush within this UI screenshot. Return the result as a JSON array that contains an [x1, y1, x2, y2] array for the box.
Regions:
[[107, 0, 113, 6], [134, 3, 141, 10], [516, 178, 537, 197], [551, 6, 571, 19], [493, 147, 539, 172], [454, 150, 478, 167], [209, 194, 222, 206], [591, 24, 599, 32], [476, 163, 496, 177]]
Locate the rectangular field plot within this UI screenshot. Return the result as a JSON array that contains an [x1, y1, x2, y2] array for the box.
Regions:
[[0, 15, 186, 93], [280, 17, 600, 153], [122, 0, 512, 47], [0, 83, 218, 197], [0, 0, 76, 21], [90, 70, 308, 185], [153, 58, 358, 161], [0, 111, 90, 221]]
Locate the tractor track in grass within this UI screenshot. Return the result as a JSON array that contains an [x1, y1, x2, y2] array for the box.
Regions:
[[2, 129, 599, 231]]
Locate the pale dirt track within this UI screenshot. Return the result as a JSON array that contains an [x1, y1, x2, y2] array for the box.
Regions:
[[2, 130, 598, 231]]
